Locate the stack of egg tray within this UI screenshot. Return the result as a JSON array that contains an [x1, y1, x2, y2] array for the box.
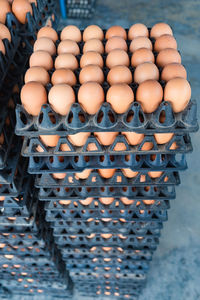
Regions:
[[14, 28, 198, 298], [66, 0, 96, 19]]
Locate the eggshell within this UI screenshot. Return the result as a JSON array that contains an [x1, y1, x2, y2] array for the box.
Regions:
[[122, 132, 144, 145], [105, 26, 127, 40], [83, 39, 104, 54], [60, 25, 82, 42], [24, 67, 50, 86], [33, 37, 56, 55], [48, 84, 75, 116], [0, 24, 11, 42], [55, 53, 78, 70], [136, 80, 163, 113], [141, 141, 153, 151], [120, 197, 134, 205], [94, 132, 118, 146], [39, 135, 59, 147], [156, 48, 181, 67], [59, 200, 71, 205], [99, 197, 114, 205], [107, 65, 132, 85], [131, 48, 155, 67], [98, 169, 116, 178], [57, 39, 80, 55], [12, 0, 32, 24], [106, 49, 129, 68], [150, 23, 173, 39], [154, 34, 177, 52], [51, 68, 76, 86], [154, 133, 174, 144], [161, 63, 187, 82], [106, 84, 134, 114], [79, 65, 104, 84], [128, 23, 149, 39], [75, 169, 92, 179], [60, 143, 71, 152], [0, 0, 11, 24], [148, 171, 163, 178], [0, 39, 5, 55], [79, 197, 93, 205], [105, 36, 128, 53], [29, 51, 53, 71], [130, 37, 152, 52], [37, 27, 58, 42], [78, 82, 104, 115], [164, 78, 191, 113], [122, 169, 138, 178], [52, 173, 66, 179], [21, 82, 47, 116], [80, 51, 104, 68], [134, 62, 159, 84], [68, 132, 90, 146], [83, 25, 104, 41], [113, 143, 127, 151]]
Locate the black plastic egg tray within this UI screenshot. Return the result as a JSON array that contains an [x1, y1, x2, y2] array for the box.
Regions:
[[66, 0, 96, 18]]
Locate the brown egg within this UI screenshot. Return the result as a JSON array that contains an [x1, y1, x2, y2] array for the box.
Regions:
[[68, 132, 90, 146], [79, 198, 93, 206], [143, 200, 155, 205], [105, 26, 127, 40], [57, 39, 80, 55], [12, 0, 32, 24], [105, 36, 128, 53], [37, 27, 58, 42], [94, 132, 118, 146], [134, 62, 159, 84], [131, 48, 155, 67], [60, 25, 82, 42], [52, 173, 66, 180], [136, 80, 163, 113], [0, 0, 11, 24], [79, 65, 104, 84], [60, 143, 71, 152], [129, 37, 152, 52], [83, 39, 104, 54], [106, 49, 129, 68], [83, 25, 104, 41], [154, 133, 174, 144], [24, 67, 50, 85], [0, 24, 11, 42], [161, 63, 187, 82], [99, 197, 114, 205], [59, 200, 71, 205], [78, 82, 104, 115], [55, 53, 78, 70], [51, 69, 77, 86], [48, 84, 75, 116], [33, 37, 56, 55], [80, 51, 104, 68], [0, 40, 5, 55], [107, 65, 132, 85], [128, 23, 149, 39], [164, 78, 191, 113], [148, 171, 163, 178], [21, 82, 47, 116], [154, 34, 177, 52], [122, 132, 144, 145], [98, 169, 116, 178], [120, 197, 134, 205], [75, 169, 92, 179], [106, 84, 134, 114], [150, 23, 173, 39], [156, 48, 181, 67], [39, 135, 59, 147], [122, 168, 138, 178], [141, 141, 153, 151], [29, 51, 53, 71]]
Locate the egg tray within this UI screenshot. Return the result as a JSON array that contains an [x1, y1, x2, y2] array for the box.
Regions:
[[66, 7, 96, 19], [66, 0, 96, 8]]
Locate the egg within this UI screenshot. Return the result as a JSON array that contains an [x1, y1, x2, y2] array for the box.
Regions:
[[106, 49, 129, 68], [120, 197, 134, 205], [55, 53, 78, 70], [51, 69, 77, 86], [80, 51, 104, 68], [113, 142, 127, 151], [60, 143, 71, 152], [83, 25, 104, 41], [33, 37, 56, 55], [156, 48, 181, 67], [29, 51, 53, 71], [52, 173, 66, 180], [98, 169, 116, 178], [39, 135, 59, 147], [136, 80, 163, 113], [75, 169, 92, 179], [79, 198, 93, 205], [128, 23, 149, 39], [164, 78, 191, 112], [60, 25, 82, 42], [79, 65, 104, 84], [21, 82, 47, 116], [68, 132, 90, 146], [37, 27, 58, 43], [148, 171, 163, 178], [0, 40, 5, 55], [150, 23, 173, 39], [48, 84, 75, 116], [106, 84, 134, 114], [24, 66, 50, 85], [154, 133, 174, 144], [94, 132, 118, 146], [12, 0, 32, 24], [99, 197, 114, 205], [0, 0, 11, 24], [141, 141, 153, 151], [134, 62, 159, 84], [83, 39, 104, 54], [59, 200, 71, 205], [105, 26, 127, 40], [131, 48, 155, 67], [105, 36, 128, 53], [122, 168, 138, 178], [107, 65, 132, 85], [161, 63, 187, 82], [154, 34, 177, 52], [0, 24, 11, 42], [129, 37, 152, 52], [57, 39, 80, 55], [78, 82, 104, 115], [122, 132, 144, 145]]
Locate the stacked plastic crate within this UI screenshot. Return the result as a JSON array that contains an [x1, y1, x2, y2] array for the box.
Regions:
[[66, 0, 96, 18]]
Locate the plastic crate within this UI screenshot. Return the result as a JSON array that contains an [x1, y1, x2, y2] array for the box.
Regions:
[[66, 0, 96, 18]]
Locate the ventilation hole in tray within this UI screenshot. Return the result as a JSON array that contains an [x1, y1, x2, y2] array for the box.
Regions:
[[150, 154, 156, 161], [144, 186, 150, 192], [159, 111, 166, 123], [100, 155, 105, 162], [122, 187, 127, 191], [108, 111, 115, 123], [154, 187, 158, 192], [49, 113, 56, 124], [109, 187, 114, 192], [74, 156, 79, 163], [67, 111, 73, 124], [84, 156, 89, 162], [97, 111, 103, 123], [136, 155, 140, 162], [86, 187, 91, 192], [126, 110, 134, 123], [33, 157, 39, 163], [20, 112, 28, 125], [78, 112, 86, 123], [139, 111, 144, 123], [100, 187, 105, 192], [109, 155, 115, 162], [125, 155, 130, 162], [132, 187, 136, 192], [59, 156, 64, 162]]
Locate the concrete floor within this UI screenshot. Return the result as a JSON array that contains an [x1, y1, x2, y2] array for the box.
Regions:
[[13, 0, 200, 299]]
